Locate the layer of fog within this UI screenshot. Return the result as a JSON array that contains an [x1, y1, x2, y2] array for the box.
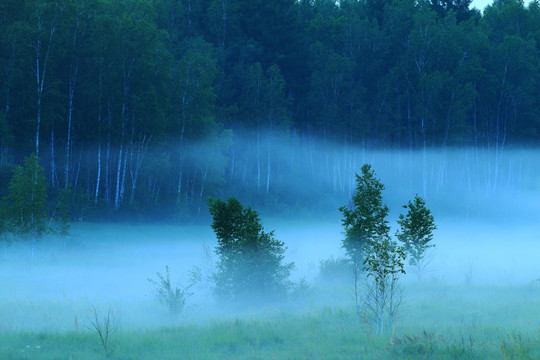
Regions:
[[1, 147, 540, 331]]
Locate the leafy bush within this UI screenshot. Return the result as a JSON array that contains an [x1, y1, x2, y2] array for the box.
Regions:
[[317, 256, 351, 283], [209, 197, 294, 304]]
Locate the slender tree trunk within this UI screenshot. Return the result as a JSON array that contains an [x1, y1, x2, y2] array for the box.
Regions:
[[353, 258, 361, 325], [198, 146, 215, 213], [177, 118, 185, 202], [494, 60, 509, 193], [177, 155, 184, 201], [115, 57, 133, 210], [33, 15, 57, 157], [105, 101, 112, 203], [95, 141, 101, 206], [115, 99, 127, 210], [120, 152, 127, 204], [65, 17, 85, 188], [114, 136, 124, 210], [65, 60, 78, 188], [95, 73, 103, 206], [407, 93, 413, 150], [266, 145, 271, 194], [50, 128, 58, 186], [256, 131, 261, 190], [130, 135, 150, 205], [219, 0, 229, 47], [73, 146, 82, 191], [2, 53, 15, 165], [421, 115, 427, 198]]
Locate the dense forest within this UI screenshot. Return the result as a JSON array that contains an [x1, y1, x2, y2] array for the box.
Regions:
[[0, 0, 539, 221]]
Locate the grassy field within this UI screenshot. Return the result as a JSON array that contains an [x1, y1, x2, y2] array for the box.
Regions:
[[2, 222, 540, 359], [1, 283, 540, 359]]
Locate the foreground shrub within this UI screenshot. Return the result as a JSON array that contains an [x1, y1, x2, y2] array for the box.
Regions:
[[147, 265, 200, 315]]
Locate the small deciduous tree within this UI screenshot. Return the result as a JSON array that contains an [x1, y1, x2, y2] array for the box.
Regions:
[[396, 194, 437, 282], [339, 164, 390, 264], [209, 197, 294, 304], [2, 154, 49, 258], [340, 164, 406, 334], [339, 164, 391, 324], [363, 235, 406, 334]]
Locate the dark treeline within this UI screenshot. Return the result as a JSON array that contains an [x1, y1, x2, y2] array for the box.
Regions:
[[0, 0, 539, 221]]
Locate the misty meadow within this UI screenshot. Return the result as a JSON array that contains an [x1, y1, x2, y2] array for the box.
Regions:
[[2, 0, 540, 358], [2, 148, 540, 359]]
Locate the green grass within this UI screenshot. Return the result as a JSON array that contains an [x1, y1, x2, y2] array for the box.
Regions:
[[2, 222, 540, 359], [1, 313, 539, 359], [2, 284, 540, 359]]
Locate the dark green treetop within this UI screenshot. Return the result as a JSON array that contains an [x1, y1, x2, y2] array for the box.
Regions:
[[339, 164, 390, 262], [209, 197, 294, 303], [396, 194, 437, 267], [2, 154, 49, 238]]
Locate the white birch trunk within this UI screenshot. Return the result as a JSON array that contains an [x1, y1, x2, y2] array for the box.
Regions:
[[50, 128, 57, 186], [33, 13, 57, 157], [65, 60, 78, 188], [95, 142, 101, 206], [114, 144, 123, 210]]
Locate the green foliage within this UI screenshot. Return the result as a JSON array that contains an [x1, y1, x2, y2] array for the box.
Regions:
[[364, 236, 406, 288], [147, 265, 201, 315], [317, 256, 351, 283], [397, 194, 437, 271], [363, 234, 406, 335], [208, 197, 294, 303], [339, 164, 390, 263], [2, 154, 49, 240], [2, 0, 540, 219], [340, 164, 407, 334]]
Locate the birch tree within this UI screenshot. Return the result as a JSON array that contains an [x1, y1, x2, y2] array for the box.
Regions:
[[397, 194, 437, 282]]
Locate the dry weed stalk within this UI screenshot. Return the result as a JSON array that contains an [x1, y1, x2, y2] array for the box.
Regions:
[[88, 306, 116, 357]]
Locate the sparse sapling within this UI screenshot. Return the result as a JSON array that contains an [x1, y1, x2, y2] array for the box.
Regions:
[[88, 306, 116, 358], [339, 164, 391, 325], [363, 234, 406, 334], [148, 265, 201, 315], [340, 164, 406, 333]]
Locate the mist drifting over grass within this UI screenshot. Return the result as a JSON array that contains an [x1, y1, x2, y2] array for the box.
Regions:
[[1, 145, 540, 358]]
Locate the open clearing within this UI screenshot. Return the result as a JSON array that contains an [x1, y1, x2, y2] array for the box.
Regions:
[[1, 220, 540, 359]]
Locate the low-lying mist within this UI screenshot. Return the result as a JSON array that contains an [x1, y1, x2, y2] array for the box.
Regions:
[[1, 147, 540, 334]]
